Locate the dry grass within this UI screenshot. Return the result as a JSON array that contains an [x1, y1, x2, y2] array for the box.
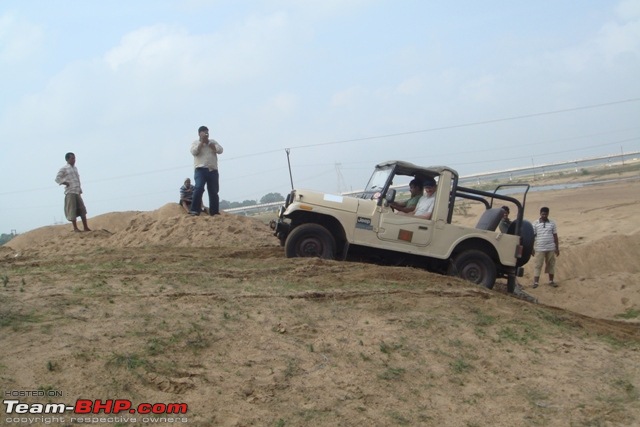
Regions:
[[2, 172, 640, 426], [1, 244, 639, 426]]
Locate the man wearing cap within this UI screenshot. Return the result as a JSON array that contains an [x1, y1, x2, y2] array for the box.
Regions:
[[413, 177, 437, 220], [189, 125, 224, 216]]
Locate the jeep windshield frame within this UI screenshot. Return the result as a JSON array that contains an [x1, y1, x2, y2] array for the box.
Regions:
[[358, 161, 456, 202], [359, 164, 395, 199]]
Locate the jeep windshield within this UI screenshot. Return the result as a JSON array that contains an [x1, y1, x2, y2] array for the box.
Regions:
[[359, 164, 394, 198]]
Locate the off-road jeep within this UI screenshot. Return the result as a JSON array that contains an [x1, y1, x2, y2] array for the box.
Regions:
[[270, 161, 534, 292]]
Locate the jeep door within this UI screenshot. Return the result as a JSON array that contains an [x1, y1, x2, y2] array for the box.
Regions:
[[376, 208, 434, 247], [376, 173, 434, 248]]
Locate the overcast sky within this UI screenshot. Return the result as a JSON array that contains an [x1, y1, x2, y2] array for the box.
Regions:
[[1, 0, 639, 233]]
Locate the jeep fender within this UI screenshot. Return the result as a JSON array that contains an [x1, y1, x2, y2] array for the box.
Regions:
[[447, 237, 500, 264]]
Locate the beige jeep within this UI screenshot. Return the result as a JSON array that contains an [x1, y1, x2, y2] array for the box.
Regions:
[[271, 161, 534, 292]]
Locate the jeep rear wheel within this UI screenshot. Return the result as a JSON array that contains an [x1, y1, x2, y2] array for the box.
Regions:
[[285, 224, 336, 259], [449, 250, 497, 289]]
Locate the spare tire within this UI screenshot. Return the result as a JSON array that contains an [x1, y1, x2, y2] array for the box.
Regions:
[[508, 220, 534, 267]]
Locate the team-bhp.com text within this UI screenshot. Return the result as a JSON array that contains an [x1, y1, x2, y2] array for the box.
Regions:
[[4, 399, 188, 423]]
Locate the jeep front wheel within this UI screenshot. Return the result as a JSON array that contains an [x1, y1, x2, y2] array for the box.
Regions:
[[285, 224, 336, 259], [449, 250, 497, 289]]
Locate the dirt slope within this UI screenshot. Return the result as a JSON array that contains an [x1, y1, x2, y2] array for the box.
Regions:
[[1, 178, 639, 426]]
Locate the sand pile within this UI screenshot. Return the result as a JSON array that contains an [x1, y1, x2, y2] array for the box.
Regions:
[[5, 203, 279, 254], [2, 180, 639, 323], [556, 234, 640, 279]]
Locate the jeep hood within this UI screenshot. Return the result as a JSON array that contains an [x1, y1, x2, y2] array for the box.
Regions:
[[287, 189, 360, 213]]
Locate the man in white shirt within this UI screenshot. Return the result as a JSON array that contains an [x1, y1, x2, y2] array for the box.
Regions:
[[413, 177, 437, 220], [55, 152, 91, 232], [532, 207, 560, 288], [189, 125, 224, 216]]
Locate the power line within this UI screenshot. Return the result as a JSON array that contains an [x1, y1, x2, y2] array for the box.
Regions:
[[451, 137, 640, 166], [1, 98, 638, 197], [284, 126, 640, 169], [220, 97, 640, 161]]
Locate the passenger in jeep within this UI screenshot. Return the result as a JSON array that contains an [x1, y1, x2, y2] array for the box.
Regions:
[[413, 177, 437, 220], [390, 179, 423, 214]]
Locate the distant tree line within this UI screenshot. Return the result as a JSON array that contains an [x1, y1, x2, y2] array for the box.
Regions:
[[219, 192, 284, 210], [0, 233, 17, 245]]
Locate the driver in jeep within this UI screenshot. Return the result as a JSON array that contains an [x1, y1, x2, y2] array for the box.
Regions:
[[390, 178, 423, 214]]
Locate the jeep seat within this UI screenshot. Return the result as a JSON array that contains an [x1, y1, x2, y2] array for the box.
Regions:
[[475, 208, 504, 231]]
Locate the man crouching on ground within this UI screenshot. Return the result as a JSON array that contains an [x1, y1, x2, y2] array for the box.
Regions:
[[55, 152, 91, 232]]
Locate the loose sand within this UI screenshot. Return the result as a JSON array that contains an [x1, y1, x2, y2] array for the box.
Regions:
[[1, 174, 638, 426]]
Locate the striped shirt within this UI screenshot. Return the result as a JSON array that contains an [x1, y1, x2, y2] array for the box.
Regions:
[[180, 184, 194, 202], [533, 219, 557, 251], [55, 164, 82, 195]]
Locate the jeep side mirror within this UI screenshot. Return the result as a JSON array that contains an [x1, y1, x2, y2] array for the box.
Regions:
[[385, 189, 396, 203]]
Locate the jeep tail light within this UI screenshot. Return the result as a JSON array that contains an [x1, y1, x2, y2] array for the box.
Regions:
[[515, 244, 523, 258]]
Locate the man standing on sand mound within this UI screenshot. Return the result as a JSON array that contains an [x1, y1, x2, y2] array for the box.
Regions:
[[55, 152, 91, 232], [189, 125, 223, 216]]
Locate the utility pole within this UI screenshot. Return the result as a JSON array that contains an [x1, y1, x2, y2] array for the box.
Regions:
[[335, 162, 347, 194], [531, 158, 535, 181]]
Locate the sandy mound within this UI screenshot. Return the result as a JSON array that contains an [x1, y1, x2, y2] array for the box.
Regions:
[[557, 234, 640, 279], [522, 232, 640, 320], [5, 203, 278, 254], [4, 183, 639, 322], [2, 177, 640, 425]]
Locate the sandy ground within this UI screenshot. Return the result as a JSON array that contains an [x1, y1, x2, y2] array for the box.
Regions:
[[1, 172, 639, 426]]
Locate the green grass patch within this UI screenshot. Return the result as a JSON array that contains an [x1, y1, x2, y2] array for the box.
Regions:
[[387, 411, 411, 425], [379, 341, 403, 354], [497, 325, 538, 344], [450, 358, 473, 374], [472, 309, 496, 327], [535, 309, 574, 330], [613, 378, 638, 400], [0, 310, 41, 329], [108, 352, 148, 370], [378, 367, 406, 380], [615, 308, 640, 319]]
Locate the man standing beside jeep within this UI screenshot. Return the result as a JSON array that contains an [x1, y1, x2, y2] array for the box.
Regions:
[[532, 206, 560, 288], [189, 125, 223, 216]]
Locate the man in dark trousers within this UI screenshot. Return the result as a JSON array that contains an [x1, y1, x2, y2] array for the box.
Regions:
[[189, 125, 224, 216]]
